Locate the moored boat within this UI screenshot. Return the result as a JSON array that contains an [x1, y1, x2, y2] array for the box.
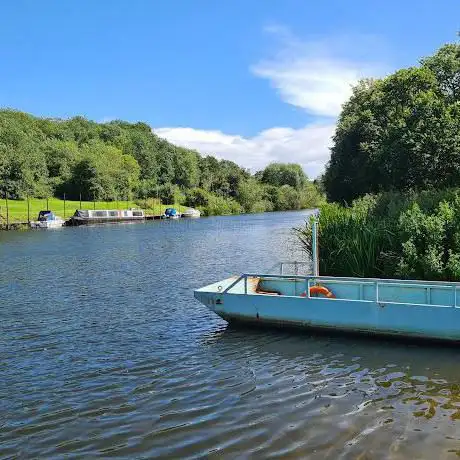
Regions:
[[30, 210, 65, 229], [194, 221, 460, 343], [181, 208, 201, 218], [163, 208, 180, 219], [194, 265, 460, 342], [68, 208, 145, 226]]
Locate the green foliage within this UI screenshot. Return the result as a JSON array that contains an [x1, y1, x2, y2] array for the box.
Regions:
[[297, 190, 460, 281], [236, 178, 264, 212], [157, 183, 185, 205], [0, 108, 324, 216], [202, 195, 242, 216], [64, 142, 140, 200], [261, 163, 307, 189], [276, 185, 301, 210], [296, 200, 395, 278], [324, 43, 460, 203], [184, 187, 242, 215]]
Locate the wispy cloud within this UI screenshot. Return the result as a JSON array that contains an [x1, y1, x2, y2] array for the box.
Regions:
[[154, 28, 386, 177], [252, 28, 385, 117]]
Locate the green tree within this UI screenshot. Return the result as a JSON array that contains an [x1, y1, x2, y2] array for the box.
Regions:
[[324, 43, 460, 203], [173, 148, 200, 188], [237, 178, 264, 212], [276, 185, 301, 210], [261, 163, 307, 189], [42, 139, 80, 194], [0, 107, 318, 215], [66, 142, 139, 200]]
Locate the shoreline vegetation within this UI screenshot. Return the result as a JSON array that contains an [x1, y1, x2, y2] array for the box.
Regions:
[[0, 109, 324, 230], [297, 41, 460, 282]]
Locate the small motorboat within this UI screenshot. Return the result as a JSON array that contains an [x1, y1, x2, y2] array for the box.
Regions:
[[30, 210, 65, 229], [181, 208, 201, 218], [163, 208, 180, 219]]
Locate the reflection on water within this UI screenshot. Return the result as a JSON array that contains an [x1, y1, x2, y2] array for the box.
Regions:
[[1, 212, 459, 458]]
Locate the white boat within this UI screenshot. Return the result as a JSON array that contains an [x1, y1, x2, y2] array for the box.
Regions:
[[30, 210, 65, 229], [182, 208, 201, 218]]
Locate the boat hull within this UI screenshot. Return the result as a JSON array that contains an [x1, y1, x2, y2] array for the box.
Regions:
[[194, 275, 460, 343], [67, 216, 144, 226], [30, 220, 65, 229]]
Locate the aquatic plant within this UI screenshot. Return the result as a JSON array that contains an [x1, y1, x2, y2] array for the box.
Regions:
[[296, 190, 460, 281]]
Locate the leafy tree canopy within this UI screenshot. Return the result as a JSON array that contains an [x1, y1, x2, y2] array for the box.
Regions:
[[0, 108, 324, 213], [324, 43, 460, 203]]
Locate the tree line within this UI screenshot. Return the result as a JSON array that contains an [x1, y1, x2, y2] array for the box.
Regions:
[[324, 43, 460, 204], [0, 110, 323, 215]]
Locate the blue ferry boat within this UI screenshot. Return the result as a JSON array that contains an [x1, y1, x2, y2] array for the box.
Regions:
[[194, 222, 460, 342]]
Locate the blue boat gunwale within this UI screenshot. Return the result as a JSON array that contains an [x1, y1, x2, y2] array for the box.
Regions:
[[216, 272, 460, 308]]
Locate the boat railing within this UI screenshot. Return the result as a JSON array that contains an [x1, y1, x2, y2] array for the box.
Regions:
[[222, 272, 460, 308]]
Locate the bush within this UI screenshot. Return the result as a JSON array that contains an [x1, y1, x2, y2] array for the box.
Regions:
[[296, 189, 460, 281], [203, 194, 242, 216]]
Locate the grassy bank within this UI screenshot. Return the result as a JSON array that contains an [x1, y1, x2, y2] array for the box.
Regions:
[[296, 190, 460, 282], [0, 198, 186, 224]]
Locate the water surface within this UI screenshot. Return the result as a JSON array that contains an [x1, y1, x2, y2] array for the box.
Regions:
[[1, 212, 459, 458]]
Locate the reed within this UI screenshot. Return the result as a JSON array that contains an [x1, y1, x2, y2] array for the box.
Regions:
[[296, 190, 460, 281]]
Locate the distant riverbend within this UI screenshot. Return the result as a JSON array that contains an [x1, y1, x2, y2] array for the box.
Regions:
[[1, 211, 459, 458]]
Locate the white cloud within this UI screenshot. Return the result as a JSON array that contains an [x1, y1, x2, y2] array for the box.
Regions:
[[252, 29, 384, 117], [153, 29, 385, 177], [154, 123, 334, 178]]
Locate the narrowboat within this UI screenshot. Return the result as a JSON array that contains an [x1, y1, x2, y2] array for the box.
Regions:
[[68, 208, 145, 226], [182, 208, 201, 218], [30, 210, 65, 229], [194, 222, 460, 343]]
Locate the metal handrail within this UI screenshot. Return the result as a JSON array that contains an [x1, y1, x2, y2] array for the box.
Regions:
[[223, 272, 460, 307]]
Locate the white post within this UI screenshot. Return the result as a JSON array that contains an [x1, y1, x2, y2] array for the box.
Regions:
[[312, 219, 319, 276]]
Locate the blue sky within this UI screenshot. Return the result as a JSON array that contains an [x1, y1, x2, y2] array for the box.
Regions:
[[1, 0, 458, 176]]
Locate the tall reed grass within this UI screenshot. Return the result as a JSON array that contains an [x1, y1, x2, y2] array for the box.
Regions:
[[296, 190, 460, 281]]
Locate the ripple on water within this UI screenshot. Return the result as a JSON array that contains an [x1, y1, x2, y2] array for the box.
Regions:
[[1, 213, 460, 458]]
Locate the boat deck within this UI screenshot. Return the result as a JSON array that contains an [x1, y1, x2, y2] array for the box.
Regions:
[[198, 273, 460, 308]]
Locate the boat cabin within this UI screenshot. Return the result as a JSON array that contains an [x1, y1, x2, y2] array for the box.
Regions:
[[69, 208, 145, 225]]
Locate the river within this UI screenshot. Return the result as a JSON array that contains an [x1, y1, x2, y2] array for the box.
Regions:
[[1, 211, 459, 458]]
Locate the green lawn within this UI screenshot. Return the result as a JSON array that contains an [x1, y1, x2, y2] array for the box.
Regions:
[[0, 198, 185, 223]]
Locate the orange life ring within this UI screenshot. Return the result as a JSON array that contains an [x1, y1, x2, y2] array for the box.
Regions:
[[300, 285, 335, 298]]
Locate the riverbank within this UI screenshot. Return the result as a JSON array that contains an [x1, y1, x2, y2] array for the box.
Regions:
[[0, 196, 320, 230], [0, 197, 186, 229]]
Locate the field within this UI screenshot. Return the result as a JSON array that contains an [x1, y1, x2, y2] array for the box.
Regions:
[[0, 198, 185, 224]]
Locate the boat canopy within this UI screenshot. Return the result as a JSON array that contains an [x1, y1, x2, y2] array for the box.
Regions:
[[164, 208, 178, 216], [38, 210, 57, 221]]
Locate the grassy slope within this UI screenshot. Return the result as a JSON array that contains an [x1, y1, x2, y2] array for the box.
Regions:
[[0, 198, 185, 223]]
